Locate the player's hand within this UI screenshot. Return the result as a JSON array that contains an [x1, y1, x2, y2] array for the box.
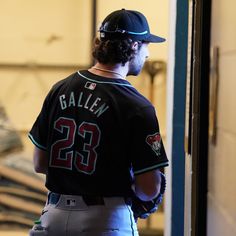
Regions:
[[131, 172, 166, 221]]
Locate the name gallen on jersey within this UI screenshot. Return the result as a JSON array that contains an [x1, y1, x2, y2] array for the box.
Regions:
[[59, 91, 109, 117]]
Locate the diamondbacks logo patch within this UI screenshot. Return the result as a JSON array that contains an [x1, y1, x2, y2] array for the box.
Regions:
[[146, 133, 162, 156]]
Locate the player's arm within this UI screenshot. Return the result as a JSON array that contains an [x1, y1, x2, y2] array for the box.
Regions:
[[33, 146, 48, 174], [134, 169, 162, 201], [131, 107, 168, 201]]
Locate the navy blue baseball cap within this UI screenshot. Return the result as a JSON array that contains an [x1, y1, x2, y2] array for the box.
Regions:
[[99, 9, 165, 43]]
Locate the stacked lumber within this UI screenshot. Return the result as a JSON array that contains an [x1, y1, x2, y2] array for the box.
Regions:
[[0, 103, 23, 155], [0, 157, 47, 229], [0, 103, 47, 230]]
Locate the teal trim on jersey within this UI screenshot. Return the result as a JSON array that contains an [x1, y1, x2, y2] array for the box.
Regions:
[[77, 71, 133, 87], [28, 133, 47, 151], [133, 162, 169, 175]]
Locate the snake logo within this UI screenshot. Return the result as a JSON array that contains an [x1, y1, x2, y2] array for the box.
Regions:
[[146, 133, 162, 156]]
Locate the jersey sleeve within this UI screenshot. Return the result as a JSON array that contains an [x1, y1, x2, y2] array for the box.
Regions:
[[129, 106, 169, 175], [28, 92, 51, 151]]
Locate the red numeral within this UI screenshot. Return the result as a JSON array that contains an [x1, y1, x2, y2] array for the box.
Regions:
[[50, 118, 76, 169], [50, 118, 101, 174], [75, 122, 100, 174]]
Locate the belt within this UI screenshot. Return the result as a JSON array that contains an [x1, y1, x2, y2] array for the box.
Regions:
[[47, 192, 131, 206]]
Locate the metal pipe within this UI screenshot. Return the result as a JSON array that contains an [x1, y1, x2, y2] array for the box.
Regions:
[[0, 62, 88, 70]]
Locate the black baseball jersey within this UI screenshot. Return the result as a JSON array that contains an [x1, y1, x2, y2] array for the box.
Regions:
[[29, 70, 169, 197]]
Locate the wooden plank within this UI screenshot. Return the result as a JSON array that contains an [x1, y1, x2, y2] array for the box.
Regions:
[[0, 165, 47, 193], [0, 186, 46, 202], [0, 194, 43, 215], [0, 213, 33, 227]]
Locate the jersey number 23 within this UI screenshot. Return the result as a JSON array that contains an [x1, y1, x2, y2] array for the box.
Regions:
[[50, 117, 101, 175]]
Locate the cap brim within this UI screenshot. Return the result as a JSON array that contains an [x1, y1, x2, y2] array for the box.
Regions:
[[144, 34, 166, 43]]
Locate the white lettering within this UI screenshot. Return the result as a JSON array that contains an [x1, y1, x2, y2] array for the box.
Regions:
[[69, 92, 75, 107], [94, 104, 109, 117], [77, 92, 83, 107], [84, 93, 92, 109], [58, 92, 109, 117], [59, 94, 67, 110], [89, 97, 101, 112]]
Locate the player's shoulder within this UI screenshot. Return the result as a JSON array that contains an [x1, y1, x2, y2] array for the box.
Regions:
[[51, 72, 78, 90], [44, 72, 79, 101], [128, 87, 154, 110]]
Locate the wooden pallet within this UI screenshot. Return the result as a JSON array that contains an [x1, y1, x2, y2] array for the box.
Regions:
[[0, 212, 33, 227], [0, 186, 46, 202], [0, 193, 43, 215], [0, 165, 47, 193]]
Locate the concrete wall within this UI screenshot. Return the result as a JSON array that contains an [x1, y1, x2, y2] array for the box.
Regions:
[[207, 0, 236, 235]]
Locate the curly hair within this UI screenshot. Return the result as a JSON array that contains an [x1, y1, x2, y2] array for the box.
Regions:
[[92, 37, 140, 66]]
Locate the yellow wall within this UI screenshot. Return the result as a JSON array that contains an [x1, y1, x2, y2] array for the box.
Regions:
[[0, 0, 92, 65], [207, 0, 236, 235]]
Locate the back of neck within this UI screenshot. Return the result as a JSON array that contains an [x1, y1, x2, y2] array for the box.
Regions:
[[89, 63, 127, 80]]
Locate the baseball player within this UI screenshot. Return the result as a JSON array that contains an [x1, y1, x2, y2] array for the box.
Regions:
[[28, 9, 169, 236]]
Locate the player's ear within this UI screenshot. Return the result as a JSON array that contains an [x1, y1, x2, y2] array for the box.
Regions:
[[131, 41, 139, 51]]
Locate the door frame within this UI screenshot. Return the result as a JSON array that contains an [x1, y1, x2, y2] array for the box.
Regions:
[[187, 0, 212, 235]]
